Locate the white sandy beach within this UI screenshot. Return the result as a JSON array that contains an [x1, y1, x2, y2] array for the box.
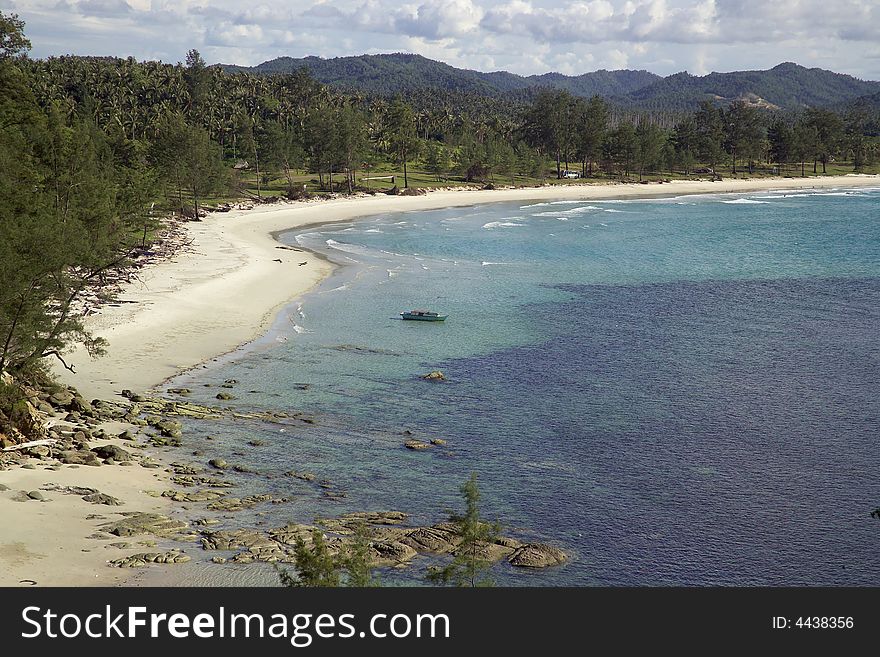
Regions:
[[53, 175, 880, 402]]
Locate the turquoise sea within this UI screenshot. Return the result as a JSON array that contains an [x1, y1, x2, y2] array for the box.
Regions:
[[168, 186, 880, 586]]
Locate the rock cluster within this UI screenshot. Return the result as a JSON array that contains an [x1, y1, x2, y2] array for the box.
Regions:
[[196, 511, 568, 570]]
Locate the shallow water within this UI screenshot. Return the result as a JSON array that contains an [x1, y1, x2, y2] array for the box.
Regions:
[[168, 187, 880, 585]]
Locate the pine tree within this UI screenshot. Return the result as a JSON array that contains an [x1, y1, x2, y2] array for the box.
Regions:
[[428, 473, 500, 587]]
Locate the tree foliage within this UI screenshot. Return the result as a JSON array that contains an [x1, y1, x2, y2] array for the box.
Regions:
[[277, 524, 378, 588], [428, 473, 500, 588]]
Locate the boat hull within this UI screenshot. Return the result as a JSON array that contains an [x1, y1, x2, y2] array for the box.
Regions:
[[401, 314, 447, 321]]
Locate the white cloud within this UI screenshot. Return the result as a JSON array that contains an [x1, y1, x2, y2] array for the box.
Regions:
[[6, 0, 880, 78]]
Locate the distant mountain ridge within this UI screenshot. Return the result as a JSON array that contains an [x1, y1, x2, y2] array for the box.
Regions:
[[220, 53, 661, 101], [221, 54, 880, 111]]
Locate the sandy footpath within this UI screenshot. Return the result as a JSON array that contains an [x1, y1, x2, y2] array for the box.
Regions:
[[53, 174, 880, 402]]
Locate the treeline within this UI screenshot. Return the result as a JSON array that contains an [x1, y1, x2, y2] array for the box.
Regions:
[[22, 51, 880, 200], [521, 89, 879, 181]]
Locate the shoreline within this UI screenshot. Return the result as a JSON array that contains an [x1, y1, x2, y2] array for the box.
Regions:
[[53, 174, 880, 401], [4, 174, 873, 587]]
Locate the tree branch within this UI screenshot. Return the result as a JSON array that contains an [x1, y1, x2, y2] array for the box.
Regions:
[[43, 350, 75, 373]]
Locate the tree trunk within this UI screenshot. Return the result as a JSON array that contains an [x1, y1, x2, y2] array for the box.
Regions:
[[801, 160, 805, 177], [403, 157, 408, 188], [555, 151, 561, 179], [255, 151, 261, 199]]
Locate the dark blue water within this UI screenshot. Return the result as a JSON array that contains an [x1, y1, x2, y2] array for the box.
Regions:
[[169, 187, 880, 585]]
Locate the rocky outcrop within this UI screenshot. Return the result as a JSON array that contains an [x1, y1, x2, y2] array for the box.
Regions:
[[507, 543, 568, 568], [197, 511, 568, 571], [100, 512, 189, 538]]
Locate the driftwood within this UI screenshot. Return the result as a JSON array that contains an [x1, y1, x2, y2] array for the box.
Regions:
[[2, 438, 57, 452]]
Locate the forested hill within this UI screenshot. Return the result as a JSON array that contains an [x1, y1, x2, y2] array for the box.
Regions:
[[220, 53, 660, 100], [627, 63, 880, 111], [222, 55, 880, 111]]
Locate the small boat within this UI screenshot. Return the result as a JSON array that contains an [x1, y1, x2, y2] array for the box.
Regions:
[[400, 309, 447, 321]]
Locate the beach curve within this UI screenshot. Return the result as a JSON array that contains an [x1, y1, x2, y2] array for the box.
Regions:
[[53, 174, 880, 401]]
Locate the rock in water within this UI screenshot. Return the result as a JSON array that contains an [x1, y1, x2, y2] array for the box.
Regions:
[[404, 439, 431, 450], [507, 543, 568, 568], [421, 370, 446, 381]]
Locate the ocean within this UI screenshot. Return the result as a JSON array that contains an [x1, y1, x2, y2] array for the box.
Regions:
[[166, 186, 880, 586]]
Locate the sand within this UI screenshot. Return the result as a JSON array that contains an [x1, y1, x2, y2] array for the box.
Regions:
[[0, 438, 174, 587], [53, 174, 880, 402]]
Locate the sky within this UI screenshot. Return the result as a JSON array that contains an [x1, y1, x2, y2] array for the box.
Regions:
[[7, 0, 880, 79]]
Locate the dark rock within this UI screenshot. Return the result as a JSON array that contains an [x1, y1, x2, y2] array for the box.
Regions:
[[27, 490, 44, 501], [215, 392, 235, 400], [91, 445, 132, 461], [82, 493, 122, 506], [421, 370, 446, 381], [58, 450, 102, 467], [430, 438, 448, 446], [404, 439, 431, 450], [285, 470, 316, 481], [209, 458, 228, 470], [50, 391, 75, 407]]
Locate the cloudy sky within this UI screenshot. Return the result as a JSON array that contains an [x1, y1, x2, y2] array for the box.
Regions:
[[8, 0, 880, 79]]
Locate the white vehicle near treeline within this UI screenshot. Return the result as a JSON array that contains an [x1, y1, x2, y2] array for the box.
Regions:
[[560, 170, 580, 179]]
